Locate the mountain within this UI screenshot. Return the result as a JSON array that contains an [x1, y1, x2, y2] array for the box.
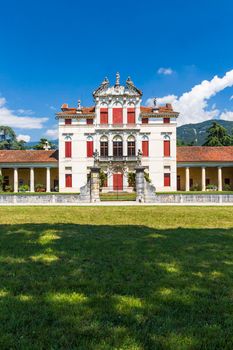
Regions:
[[26, 139, 58, 149], [177, 119, 233, 146]]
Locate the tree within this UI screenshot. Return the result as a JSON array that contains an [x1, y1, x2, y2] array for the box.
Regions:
[[33, 138, 56, 150], [203, 122, 233, 146], [0, 126, 26, 150]]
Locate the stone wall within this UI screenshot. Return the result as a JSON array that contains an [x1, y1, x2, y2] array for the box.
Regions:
[[155, 194, 233, 203], [0, 194, 82, 204]]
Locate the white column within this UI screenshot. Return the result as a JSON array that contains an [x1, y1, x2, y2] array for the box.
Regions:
[[0, 168, 2, 176], [108, 107, 113, 125], [30, 167, 35, 192], [185, 167, 190, 192], [14, 168, 18, 193], [202, 167, 206, 191], [218, 167, 222, 191], [123, 134, 127, 157], [123, 107, 127, 125], [46, 167, 51, 192], [109, 134, 113, 156], [123, 168, 128, 189]]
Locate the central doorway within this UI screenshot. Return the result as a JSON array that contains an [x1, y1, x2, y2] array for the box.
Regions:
[[113, 173, 123, 191]]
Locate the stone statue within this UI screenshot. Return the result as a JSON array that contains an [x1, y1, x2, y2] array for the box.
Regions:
[[137, 149, 143, 165], [93, 149, 99, 166]]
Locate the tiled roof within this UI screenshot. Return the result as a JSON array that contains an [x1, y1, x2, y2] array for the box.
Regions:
[[57, 105, 95, 117], [0, 150, 58, 164], [140, 104, 178, 116], [177, 146, 233, 162]]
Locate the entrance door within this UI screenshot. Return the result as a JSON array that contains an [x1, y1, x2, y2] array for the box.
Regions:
[[113, 173, 123, 191]]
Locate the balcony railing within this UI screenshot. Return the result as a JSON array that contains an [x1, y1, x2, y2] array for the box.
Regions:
[[99, 155, 137, 162]]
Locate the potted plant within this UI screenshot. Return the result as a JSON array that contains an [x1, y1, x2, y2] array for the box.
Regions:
[[206, 184, 217, 191], [35, 184, 46, 192], [5, 185, 13, 192], [19, 184, 29, 192]]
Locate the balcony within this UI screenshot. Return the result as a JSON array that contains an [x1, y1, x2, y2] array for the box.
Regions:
[[96, 124, 140, 130], [99, 155, 137, 162]]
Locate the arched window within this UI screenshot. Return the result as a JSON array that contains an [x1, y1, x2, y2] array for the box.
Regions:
[[100, 135, 108, 157], [86, 136, 94, 158], [127, 135, 135, 157], [163, 135, 170, 157], [113, 135, 123, 157]]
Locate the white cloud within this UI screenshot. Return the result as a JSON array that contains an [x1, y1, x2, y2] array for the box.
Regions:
[[49, 106, 56, 111], [147, 70, 233, 125], [17, 134, 31, 142], [157, 67, 174, 75], [0, 97, 48, 129], [45, 128, 58, 140], [230, 95, 233, 100], [147, 95, 177, 106], [219, 111, 233, 121], [17, 109, 34, 115]]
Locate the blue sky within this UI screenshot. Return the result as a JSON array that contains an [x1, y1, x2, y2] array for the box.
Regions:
[[0, 0, 233, 141]]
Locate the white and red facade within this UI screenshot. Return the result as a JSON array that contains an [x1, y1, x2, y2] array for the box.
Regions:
[[56, 73, 179, 192]]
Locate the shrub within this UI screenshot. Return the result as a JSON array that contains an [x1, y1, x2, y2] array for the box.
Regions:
[[19, 184, 29, 192], [223, 184, 231, 191], [190, 183, 200, 191], [0, 175, 3, 192], [128, 172, 136, 188], [206, 184, 217, 191], [144, 172, 151, 183], [35, 184, 46, 192], [5, 185, 13, 192]]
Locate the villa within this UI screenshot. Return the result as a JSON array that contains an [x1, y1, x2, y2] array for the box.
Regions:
[[0, 73, 233, 193]]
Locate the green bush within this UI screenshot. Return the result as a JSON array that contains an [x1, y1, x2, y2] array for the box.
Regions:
[[0, 175, 3, 192], [5, 185, 13, 192], [223, 184, 231, 191], [206, 184, 217, 191], [19, 184, 29, 192], [128, 172, 136, 188], [35, 184, 46, 192]]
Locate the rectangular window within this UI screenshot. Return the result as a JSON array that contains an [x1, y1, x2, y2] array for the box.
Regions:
[[142, 117, 148, 124], [225, 178, 230, 185], [86, 118, 93, 125], [164, 140, 170, 157], [127, 108, 135, 124], [113, 141, 123, 157], [163, 118, 170, 124], [100, 142, 108, 157], [100, 108, 108, 124], [142, 140, 149, 157], [86, 141, 93, 157], [65, 141, 72, 158], [65, 119, 72, 125], [128, 141, 135, 156], [164, 173, 171, 187], [113, 108, 123, 124], [65, 174, 72, 188], [206, 178, 210, 186]]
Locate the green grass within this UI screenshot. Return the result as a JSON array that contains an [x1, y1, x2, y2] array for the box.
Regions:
[[100, 192, 136, 201], [0, 206, 233, 349]]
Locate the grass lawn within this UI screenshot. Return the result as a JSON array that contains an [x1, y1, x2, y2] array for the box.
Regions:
[[0, 206, 233, 349], [100, 192, 136, 201]]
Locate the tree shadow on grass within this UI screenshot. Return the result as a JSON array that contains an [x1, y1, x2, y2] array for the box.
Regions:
[[0, 224, 233, 349]]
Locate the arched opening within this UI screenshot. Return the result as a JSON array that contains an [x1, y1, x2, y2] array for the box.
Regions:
[[127, 135, 135, 156], [100, 135, 108, 157]]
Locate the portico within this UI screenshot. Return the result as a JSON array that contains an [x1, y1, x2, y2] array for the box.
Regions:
[[0, 150, 58, 192]]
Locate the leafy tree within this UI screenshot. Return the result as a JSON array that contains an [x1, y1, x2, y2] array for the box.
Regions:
[[203, 122, 233, 146], [0, 126, 26, 150], [33, 138, 56, 150]]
